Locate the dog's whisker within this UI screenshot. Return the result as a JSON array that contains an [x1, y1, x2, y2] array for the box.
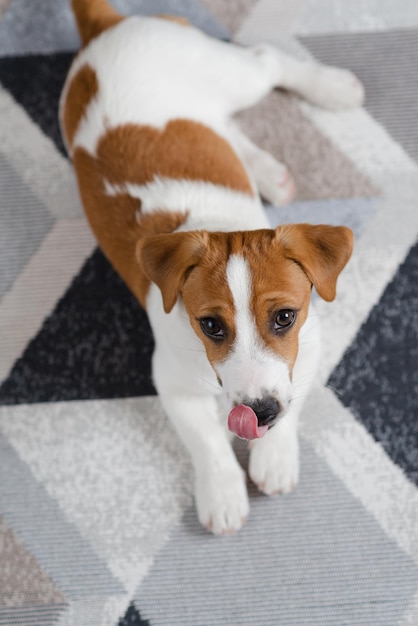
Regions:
[[288, 393, 311, 403], [298, 338, 321, 347], [196, 375, 221, 391]]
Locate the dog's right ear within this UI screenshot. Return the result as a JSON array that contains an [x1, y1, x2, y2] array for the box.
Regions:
[[276, 223, 354, 301], [136, 231, 208, 313]]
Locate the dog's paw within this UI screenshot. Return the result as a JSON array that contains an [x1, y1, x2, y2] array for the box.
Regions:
[[254, 155, 296, 207], [307, 65, 365, 111], [259, 165, 296, 207], [249, 427, 299, 495], [195, 466, 249, 535]]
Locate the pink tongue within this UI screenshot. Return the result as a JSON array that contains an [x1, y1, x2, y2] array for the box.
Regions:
[[228, 405, 269, 440]]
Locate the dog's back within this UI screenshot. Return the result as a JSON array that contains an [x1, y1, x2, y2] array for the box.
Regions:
[[60, 0, 257, 307]]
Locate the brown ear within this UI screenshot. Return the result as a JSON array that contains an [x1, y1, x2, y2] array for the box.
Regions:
[[136, 231, 207, 313], [277, 223, 354, 301]]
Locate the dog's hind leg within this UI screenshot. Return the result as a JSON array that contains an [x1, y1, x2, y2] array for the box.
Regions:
[[219, 42, 364, 115], [230, 123, 296, 206], [270, 48, 365, 110]]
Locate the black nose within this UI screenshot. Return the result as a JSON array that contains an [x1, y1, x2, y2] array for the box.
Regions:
[[245, 396, 281, 426]]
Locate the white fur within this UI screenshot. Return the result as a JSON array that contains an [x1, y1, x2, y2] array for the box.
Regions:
[[62, 18, 283, 156], [217, 255, 292, 409], [104, 177, 268, 231], [64, 14, 362, 534]]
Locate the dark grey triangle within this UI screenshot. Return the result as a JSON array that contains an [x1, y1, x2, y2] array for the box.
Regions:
[[0, 248, 156, 405], [117, 603, 151, 626], [0, 52, 74, 157], [328, 240, 418, 483]]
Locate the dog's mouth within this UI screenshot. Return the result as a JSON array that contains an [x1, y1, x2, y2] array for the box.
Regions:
[[227, 405, 269, 440]]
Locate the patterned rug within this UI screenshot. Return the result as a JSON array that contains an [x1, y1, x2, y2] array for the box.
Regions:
[[1, 1, 418, 624]]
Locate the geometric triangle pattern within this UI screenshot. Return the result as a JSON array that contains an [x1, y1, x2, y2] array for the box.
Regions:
[[0, 249, 155, 405], [0, 52, 73, 156], [328, 238, 418, 484], [301, 28, 418, 163], [135, 441, 418, 625], [1, 1, 418, 625], [0, 0, 228, 57]]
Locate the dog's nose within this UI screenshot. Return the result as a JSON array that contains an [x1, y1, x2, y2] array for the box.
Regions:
[[245, 396, 281, 426]]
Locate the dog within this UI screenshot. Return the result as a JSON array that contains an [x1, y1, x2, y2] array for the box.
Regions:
[[60, 0, 360, 534]]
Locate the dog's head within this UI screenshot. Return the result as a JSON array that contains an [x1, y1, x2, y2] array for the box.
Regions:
[[137, 224, 353, 439]]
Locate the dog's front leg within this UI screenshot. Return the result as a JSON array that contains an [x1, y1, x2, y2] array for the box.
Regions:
[[153, 338, 249, 534], [249, 308, 321, 495], [249, 409, 300, 495], [160, 390, 249, 534]]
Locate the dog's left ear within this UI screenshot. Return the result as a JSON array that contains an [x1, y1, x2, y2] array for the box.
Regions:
[[276, 223, 354, 301], [136, 231, 208, 313]]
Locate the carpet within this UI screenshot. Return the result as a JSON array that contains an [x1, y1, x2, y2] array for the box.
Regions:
[[0, 1, 418, 625]]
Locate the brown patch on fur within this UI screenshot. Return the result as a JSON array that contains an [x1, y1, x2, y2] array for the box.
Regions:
[[62, 64, 99, 150], [214, 230, 311, 369], [137, 230, 207, 314], [71, 0, 124, 47], [181, 235, 244, 365], [244, 230, 313, 367], [70, 114, 251, 310], [278, 223, 354, 302], [158, 14, 191, 26], [138, 231, 237, 364], [138, 226, 353, 370], [96, 121, 253, 194], [73, 146, 187, 308], [138, 230, 304, 367], [248, 224, 353, 367]]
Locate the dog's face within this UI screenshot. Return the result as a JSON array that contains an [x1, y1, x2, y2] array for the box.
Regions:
[[137, 224, 353, 439]]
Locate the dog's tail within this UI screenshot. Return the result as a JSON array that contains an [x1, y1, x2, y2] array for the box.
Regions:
[[71, 0, 124, 47]]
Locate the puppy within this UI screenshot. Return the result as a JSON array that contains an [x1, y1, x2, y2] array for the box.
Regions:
[[60, 0, 360, 534]]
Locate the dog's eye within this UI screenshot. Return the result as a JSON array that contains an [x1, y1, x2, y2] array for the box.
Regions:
[[274, 309, 296, 332], [200, 317, 225, 340]]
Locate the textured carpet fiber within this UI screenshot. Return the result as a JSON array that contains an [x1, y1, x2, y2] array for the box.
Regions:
[[0, 1, 418, 625]]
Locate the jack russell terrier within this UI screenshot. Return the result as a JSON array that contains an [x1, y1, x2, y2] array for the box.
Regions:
[[60, 0, 360, 534]]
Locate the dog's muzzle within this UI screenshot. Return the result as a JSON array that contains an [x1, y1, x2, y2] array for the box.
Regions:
[[228, 396, 282, 440]]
